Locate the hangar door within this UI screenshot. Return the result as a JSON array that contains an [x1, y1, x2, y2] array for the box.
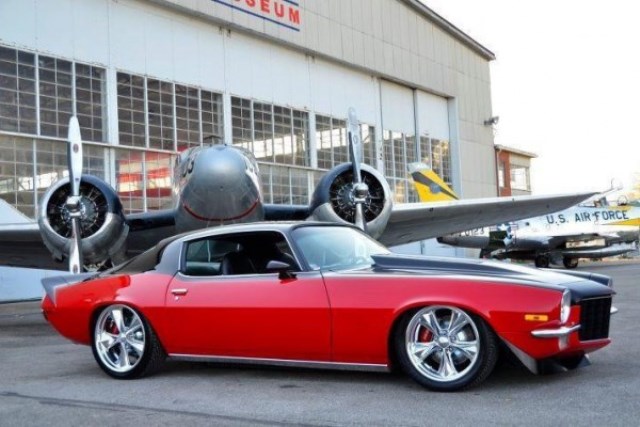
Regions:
[[416, 91, 453, 187], [380, 81, 417, 203]]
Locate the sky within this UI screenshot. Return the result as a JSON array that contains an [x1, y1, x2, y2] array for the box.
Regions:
[[422, 0, 640, 196]]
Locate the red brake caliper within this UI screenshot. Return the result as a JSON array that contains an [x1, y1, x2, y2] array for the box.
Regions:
[[418, 328, 432, 343]]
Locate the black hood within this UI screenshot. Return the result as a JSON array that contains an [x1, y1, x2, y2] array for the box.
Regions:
[[370, 254, 614, 303]]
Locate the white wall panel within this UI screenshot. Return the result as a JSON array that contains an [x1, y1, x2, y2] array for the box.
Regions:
[[0, 0, 37, 49], [72, 0, 109, 64], [172, 21, 204, 87], [144, 13, 175, 80], [196, 28, 226, 91], [310, 59, 379, 124], [225, 33, 273, 101], [269, 48, 311, 109], [380, 80, 414, 133], [35, 0, 74, 58], [225, 32, 312, 109], [110, 2, 147, 73], [416, 90, 449, 140]]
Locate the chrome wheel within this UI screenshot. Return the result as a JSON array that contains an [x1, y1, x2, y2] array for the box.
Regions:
[[94, 305, 146, 374], [405, 306, 481, 383]]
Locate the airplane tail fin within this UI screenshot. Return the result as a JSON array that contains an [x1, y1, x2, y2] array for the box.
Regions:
[[410, 163, 459, 202]]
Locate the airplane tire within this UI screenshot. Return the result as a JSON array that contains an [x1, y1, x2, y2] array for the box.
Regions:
[[534, 255, 550, 268], [563, 257, 579, 269]]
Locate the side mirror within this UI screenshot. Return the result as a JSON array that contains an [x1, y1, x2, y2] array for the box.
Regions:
[[266, 260, 296, 279]]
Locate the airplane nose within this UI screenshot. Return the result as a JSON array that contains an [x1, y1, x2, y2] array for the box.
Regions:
[[179, 145, 263, 225], [194, 145, 247, 193]]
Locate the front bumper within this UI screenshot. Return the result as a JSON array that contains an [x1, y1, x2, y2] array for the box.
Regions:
[[531, 324, 581, 338]]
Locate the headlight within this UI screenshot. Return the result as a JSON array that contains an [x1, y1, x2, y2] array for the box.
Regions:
[[560, 290, 571, 324]]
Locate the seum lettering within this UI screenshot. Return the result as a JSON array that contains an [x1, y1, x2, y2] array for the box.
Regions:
[[213, 0, 301, 31]]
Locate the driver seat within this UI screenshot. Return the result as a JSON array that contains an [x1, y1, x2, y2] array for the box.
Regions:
[[220, 250, 257, 275]]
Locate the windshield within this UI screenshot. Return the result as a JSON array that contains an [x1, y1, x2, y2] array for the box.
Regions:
[[292, 226, 389, 270]]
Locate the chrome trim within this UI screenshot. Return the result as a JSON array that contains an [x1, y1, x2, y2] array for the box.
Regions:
[[610, 306, 619, 315], [531, 324, 581, 338], [168, 354, 389, 372]]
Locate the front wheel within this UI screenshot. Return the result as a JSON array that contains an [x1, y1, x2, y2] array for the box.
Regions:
[[91, 304, 165, 379], [395, 306, 498, 391], [535, 255, 550, 268]]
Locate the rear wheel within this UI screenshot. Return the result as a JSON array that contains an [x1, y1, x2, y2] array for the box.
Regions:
[[92, 304, 165, 379], [395, 306, 498, 391], [562, 257, 579, 269]]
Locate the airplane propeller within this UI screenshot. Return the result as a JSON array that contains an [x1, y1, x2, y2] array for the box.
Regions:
[[347, 108, 368, 233], [66, 117, 84, 274]]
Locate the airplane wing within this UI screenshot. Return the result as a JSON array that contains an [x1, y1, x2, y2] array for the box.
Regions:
[[0, 202, 177, 270], [379, 192, 596, 247]]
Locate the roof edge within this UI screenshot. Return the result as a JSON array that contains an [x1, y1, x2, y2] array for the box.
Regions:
[[402, 0, 496, 61], [495, 144, 538, 159]]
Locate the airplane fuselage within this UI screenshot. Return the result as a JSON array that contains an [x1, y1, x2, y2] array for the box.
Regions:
[[438, 204, 640, 266], [173, 145, 265, 233], [520, 206, 639, 239]]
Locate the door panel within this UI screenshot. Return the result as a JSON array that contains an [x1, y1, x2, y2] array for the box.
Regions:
[[164, 272, 331, 361]]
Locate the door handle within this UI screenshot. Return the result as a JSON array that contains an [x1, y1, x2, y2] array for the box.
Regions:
[[171, 288, 188, 296]]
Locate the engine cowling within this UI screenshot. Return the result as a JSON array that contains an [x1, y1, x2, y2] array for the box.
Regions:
[[309, 163, 392, 239], [37, 175, 129, 269]]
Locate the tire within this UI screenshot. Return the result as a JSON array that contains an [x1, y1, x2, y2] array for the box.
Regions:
[[394, 306, 498, 391], [562, 257, 579, 269], [535, 255, 550, 268], [91, 304, 166, 379]]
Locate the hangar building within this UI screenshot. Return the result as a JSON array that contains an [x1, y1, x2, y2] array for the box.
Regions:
[[0, 0, 497, 299]]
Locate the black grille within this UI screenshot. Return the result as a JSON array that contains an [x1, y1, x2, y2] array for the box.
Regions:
[[579, 297, 612, 341]]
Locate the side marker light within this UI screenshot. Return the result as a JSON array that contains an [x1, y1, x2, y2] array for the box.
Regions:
[[525, 314, 549, 322]]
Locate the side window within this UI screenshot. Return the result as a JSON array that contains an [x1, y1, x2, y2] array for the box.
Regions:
[[183, 239, 237, 276], [183, 231, 299, 277]]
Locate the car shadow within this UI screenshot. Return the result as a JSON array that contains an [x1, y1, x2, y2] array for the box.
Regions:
[[158, 356, 585, 392]]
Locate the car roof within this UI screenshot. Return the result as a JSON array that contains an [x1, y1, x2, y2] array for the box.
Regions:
[[173, 221, 359, 244]]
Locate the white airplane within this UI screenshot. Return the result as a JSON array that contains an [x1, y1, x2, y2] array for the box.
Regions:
[[0, 112, 595, 273], [413, 171, 640, 268]]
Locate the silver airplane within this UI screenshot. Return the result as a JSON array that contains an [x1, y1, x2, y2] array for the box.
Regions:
[[0, 110, 596, 273]]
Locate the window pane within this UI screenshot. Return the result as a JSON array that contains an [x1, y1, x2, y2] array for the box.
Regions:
[[75, 63, 106, 142], [292, 110, 309, 167], [117, 73, 146, 148], [0, 135, 35, 217], [231, 96, 252, 152], [315, 115, 332, 170], [0, 47, 36, 134], [332, 118, 348, 165], [38, 56, 73, 138], [147, 79, 174, 151], [201, 90, 223, 145], [175, 84, 201, 151], [253, 102, 273, 161], [145, 151, 174, 210], [115, 148, 145, 214]]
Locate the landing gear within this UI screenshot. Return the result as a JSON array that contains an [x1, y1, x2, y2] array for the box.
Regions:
[[534, 255, 550, 268], [562, 257, 579, 269]]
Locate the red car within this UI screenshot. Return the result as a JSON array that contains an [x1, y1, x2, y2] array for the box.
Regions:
[[42, 222, 615, 391]]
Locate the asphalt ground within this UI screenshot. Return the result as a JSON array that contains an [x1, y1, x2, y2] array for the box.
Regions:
[[1, 260, 639, 426]]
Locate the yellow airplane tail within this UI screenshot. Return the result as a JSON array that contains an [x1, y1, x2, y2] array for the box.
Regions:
[[410, 164, 459, 202]]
